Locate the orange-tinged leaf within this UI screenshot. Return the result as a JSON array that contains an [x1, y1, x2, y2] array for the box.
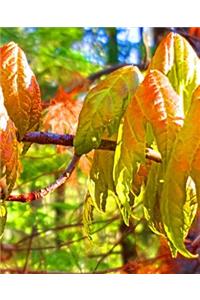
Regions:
[[135, 70, 184, 162], [148, 32, 200, 112], [160, 85, 200, 258], [133, 70, 184, 238], [132, 161, 152, 196], [0, 120, 20, 193], [43, 87, 82, 135], [0, 42, 42, 138], [74, 66, 143, 155]]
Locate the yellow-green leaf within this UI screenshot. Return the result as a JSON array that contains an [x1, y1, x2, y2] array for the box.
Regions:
[[88, 150, 116, 213], [83, 193, 94, 239], [0, 201, 7, 238], [113, 96, 146, 224], [0, 41, 42, 138], [143, 163, 165, 235], [148, 32, 200, 113], [160, 85, 200, 258], [74, 66, 143, 155]]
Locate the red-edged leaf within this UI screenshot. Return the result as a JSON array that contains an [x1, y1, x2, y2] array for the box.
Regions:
[[0, 41, 42, 138]]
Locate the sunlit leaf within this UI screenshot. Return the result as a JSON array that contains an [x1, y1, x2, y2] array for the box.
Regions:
[[135, 70, 184, 163], [0, 41, 42, 138], [113, 97, 146, 224], [74, 66, 143, 155], [148, 32, 200, 113], [143, 163, 165, 235], [88, 150, 116, 213], [132, 161, 152, 196], [160, 85, 200, 258], [83, 193, 94, 239]]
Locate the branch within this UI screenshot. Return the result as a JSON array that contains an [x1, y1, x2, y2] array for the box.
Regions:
[[22, 131, 162, 163], [7, 131, 161, 203], [6, 155, 80, 203]]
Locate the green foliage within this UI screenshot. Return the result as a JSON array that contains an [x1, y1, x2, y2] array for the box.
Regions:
[[75, 33, 200, 258], [74, 66, 143, 155]]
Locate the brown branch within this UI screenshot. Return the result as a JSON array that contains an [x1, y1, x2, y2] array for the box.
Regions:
[[6, 131, 161, 203], [22, 131, 162, 163], [6, 155, 80, 203]]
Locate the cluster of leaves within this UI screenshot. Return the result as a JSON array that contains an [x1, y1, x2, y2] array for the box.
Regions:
[[76, 32, 200, 258], [0, 41, 42, 234], [1, 32, 200, 260]]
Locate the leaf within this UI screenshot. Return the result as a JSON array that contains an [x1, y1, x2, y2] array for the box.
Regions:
[[114, 70, 183, 225], [134, 70, 184, 238], [113, 96, 146, 224], [88, 150, 116, 213], [0, 201, 7, 239], [0, 119, 20, 193], [74, 66, 143, 155], [143, 163, 165, 235], [0, 41, 42, 138], [184, 177, 198, 236], [148, 32, 200, 113], [132, 160, 152, 196], [160, 85, 200, 258], [83, 193, 94, 239], [135, 70, 184, 163]]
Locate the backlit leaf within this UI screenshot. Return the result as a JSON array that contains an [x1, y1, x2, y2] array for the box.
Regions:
[[74, 66, 143, 155], [83, 193, 94, 239], [143, 163, 165, 235], [134, 70, 184, 238], [135, 70, 184, 163], [132, 160, 152, 196], [113, 96, 146, 224], [0, 41, 42, 138], [148, 32, 200, 112], [160, 85, 200, 258], [88, 150, 116, 213]]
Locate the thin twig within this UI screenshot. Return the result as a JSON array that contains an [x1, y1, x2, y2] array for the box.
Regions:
[[6, 155, 80, 203]]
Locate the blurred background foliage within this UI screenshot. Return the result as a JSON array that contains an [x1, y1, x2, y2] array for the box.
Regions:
[[1, 27, 200, 273]]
